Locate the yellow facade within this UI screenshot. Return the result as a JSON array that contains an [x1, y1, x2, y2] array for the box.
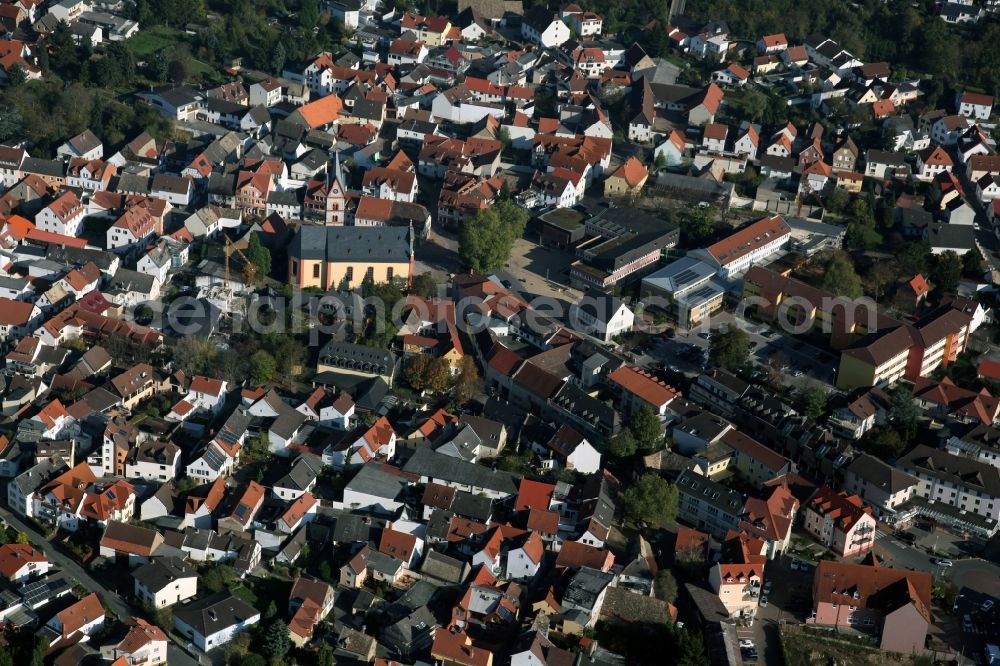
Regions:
[[289, 258, 411, 290]]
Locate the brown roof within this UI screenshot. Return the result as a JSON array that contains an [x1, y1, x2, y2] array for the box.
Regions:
[[722, 430, 789, 472], [116, 618, 167, 655], [555, 540, 613, 570], [704, 216, 790, 266], [100, 521, 161, 557], [55, 592, 104, 636], [610, 156, 648, 188], [806, 485, 872, 531], [0, 544, 46, 577], [813, 559, 932, 622], [607, 366, 678, 407]]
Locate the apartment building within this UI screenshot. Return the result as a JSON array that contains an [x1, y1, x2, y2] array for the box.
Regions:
[[689, 215, 791, 279], [802, 486, 877, 557], [843, 454, 919, 520], [897, 445, 1000, 534]]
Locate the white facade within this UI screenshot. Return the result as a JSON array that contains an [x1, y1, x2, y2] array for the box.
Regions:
[[135, 573, 198, 608], [522, 16, 570, 48]]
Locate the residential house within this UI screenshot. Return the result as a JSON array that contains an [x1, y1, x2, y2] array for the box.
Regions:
[[802, 486, 877, 557], [173, 591, 260, 652]]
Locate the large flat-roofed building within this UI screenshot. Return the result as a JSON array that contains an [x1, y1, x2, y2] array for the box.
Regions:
[[641, 256, 725, 326], [288, 225, 413, 290], [568, 204, 679, 291]]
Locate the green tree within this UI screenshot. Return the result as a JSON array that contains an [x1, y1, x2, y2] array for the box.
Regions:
[[5, 63, 27, 87], [246, 233, 272, 279], [30, 638, 48, 666], [272, 41, 287, 75], [410, 272, 439, 298], [453, 355, 482, 405], [630, 406, 664, 453], [264, 600, 277, 619], [964, 249, 985, 278], [889, 385, 920, 442], [0, 105, 24, 142], [863, 426, 905, 459], [249, 350, 277, 384], [459, 201, 529, 272], [299, 0, 320, 29], [0, 645, 14, 666], [931, 250, 962, 295], [709, 326, 749, 372], [317, 641, 336, 666], [608, 430, 637, 459], [200, 564, 237, 593], [622, 473, 678, 527], [172, 335, 219, 375], [654, 569, 678, 603], [680, 206, 715, 247], [404, 354, 432, 391], [801, 386, 827, 420], [821, 253, 863, 299], [319, 560, 333, 583], [425, 357, 451, 393], [15, 532, 30, 545], [262, 620, 291, 660]]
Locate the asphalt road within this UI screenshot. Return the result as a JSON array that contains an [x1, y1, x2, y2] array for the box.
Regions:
[[0, 505, 200, 666]]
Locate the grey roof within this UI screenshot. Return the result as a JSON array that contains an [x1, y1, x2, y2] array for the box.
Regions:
[[642, 256, 716, 294], [290, 225, 412, 263], [676, 468, 745, 515], [47, 245, 118, 271], [270, 404, 308, 440], [173, 591, 259, 635], [318, 340, 397, 376], [564, 566, 615, 611], [332, 512, 372, 543], [107, 268, 157, 295], [846, 453, 919, 494], [12, 458, 67, 496], [898, 445, 1000, 496], [21, 157, 64, 178], [132, 557, 196, 592], [402, 447, 520, 496], [65, 129, 102, 155], [380, 605, 437, 656], [343, 463, 410, 500], [419, 550, 468, 584], [117, 172, 151, 194], [274, 454, 323, 491]]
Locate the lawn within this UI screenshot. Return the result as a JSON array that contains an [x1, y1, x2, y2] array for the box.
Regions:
[[125, 25, 186, 59]]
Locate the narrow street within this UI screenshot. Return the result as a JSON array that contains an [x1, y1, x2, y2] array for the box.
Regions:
[[0, 504, 200, 666]]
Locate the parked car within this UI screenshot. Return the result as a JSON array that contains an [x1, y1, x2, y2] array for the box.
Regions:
[[791, 558, 801, 571], [739, 640, 755, 649], [963, 614, 974, 632], [982, 599, 994, 612], [932, 558, 953, 567], [763, 581, 773, 594], [760, 596, 768, 607]]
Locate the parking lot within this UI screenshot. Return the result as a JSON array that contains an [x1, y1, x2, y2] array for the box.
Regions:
[[735, 554, 817, 663]]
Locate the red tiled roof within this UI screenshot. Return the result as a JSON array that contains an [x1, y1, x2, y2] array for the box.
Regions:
[[806, 485, 872, 531], [516, 479, 555, 511], [0, 544, 46, 577], [813, 559, 932, 622], [607, 366, 678, 407]]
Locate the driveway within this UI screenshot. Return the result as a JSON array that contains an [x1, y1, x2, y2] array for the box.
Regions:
[[0, 504, 200, 666]]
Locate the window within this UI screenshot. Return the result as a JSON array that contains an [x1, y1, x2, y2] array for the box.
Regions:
[[387, 267, 394, 281], [365, 266, 374, 282], [312, 264, 320, 279], [345, 266, 353, 282]]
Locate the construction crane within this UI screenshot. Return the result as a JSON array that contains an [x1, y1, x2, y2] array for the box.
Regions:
[[223, 236, 257, 288]]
